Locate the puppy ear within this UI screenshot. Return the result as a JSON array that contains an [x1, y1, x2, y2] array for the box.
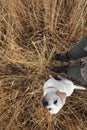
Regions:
[[56, 91, 66, 103]]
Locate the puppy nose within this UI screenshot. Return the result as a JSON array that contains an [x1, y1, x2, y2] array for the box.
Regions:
[[41, 98, 48, 107]]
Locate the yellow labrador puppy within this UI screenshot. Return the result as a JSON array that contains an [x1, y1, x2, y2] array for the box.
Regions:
[[42, 75, 86, 115]]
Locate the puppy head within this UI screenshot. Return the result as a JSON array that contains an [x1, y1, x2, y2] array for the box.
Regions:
[[42, 91, 66, 115]]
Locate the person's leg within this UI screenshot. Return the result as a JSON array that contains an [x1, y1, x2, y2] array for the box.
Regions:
[[54, 36, 87, 61], [67, 36, 87, 60], [51, 64, 87, 84], [67, 64, 87, 84]]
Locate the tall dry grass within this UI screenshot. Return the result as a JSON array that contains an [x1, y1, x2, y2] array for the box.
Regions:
[[0, 0, 87, 130]]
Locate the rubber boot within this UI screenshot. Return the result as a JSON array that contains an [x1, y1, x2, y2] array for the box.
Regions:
[[53, 53, 70, 62], [51, 66, 68, 73]]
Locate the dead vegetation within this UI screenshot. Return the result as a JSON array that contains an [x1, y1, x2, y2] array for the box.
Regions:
[[0, 0, 87, 130]]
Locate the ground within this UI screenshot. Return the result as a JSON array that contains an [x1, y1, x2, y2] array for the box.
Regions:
[[0, 0, 87, 130]]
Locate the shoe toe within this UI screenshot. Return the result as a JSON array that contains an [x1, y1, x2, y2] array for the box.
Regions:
[[50, 67, 60, 73], [53, 54, 61, 60]]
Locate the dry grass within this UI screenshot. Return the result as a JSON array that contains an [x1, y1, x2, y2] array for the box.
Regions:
[[0, 0, 87, 130]]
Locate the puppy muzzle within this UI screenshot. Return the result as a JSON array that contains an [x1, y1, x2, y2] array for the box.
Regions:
[[41, 98, 48, 107]]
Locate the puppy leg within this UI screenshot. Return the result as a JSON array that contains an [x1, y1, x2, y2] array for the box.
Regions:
[[49, 75, 61, 80], [49, 75, 54, 79], [57, 75, 67, 80], [49, 75, 67, 81], [57, 75, 63, 79]]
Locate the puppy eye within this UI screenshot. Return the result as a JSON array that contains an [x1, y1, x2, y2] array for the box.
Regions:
[[54, 100, 57, 104], [48, 108, 51, 111]]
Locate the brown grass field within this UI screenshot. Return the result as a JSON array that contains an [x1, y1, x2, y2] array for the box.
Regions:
[[0, 0, 87, 130]]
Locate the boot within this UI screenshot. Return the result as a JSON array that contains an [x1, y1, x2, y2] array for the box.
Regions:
[[53, 52, 70, 62], [51, 66, 68, 73]]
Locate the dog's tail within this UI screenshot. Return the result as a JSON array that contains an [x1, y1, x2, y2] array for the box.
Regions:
[[74, 85, 86, 90]]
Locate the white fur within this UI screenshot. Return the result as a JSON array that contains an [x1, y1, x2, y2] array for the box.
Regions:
[[42, 75, 86, 115]]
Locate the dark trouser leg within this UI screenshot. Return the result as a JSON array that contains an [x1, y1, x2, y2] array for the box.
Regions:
[[67, 36, 87, 60], [67, 64, 87, 84]]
